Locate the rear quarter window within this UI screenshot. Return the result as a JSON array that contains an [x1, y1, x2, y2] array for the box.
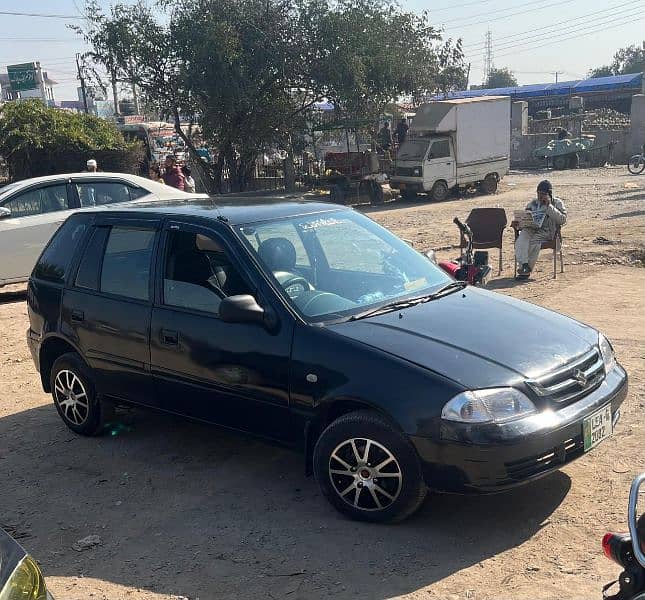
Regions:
[[32, 215, 90, 283]]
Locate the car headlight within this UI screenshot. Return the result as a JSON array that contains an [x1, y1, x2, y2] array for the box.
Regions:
[[413, 167, 422, 176], [441, 388, 537, 424], [599, 333, 616, 373], [1, 555, 49, 600]]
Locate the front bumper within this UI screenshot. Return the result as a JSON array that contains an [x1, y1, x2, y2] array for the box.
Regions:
[[389, 177, 426, 193], [411, 365, 628, 492]]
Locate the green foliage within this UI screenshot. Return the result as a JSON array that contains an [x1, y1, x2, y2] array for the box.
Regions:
[[76, 0, 467, 191], [0, 100, 142, 179], [484, 67, 518, 89], [588, 44, 645, 78]]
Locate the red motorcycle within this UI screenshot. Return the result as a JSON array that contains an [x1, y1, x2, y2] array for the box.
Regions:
[[438, 217, 491, 286], [602, 473, 645, 600]]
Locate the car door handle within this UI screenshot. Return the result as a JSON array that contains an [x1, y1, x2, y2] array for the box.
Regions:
[[161, 329, 178, 346], [445, 162, 452, 165], [71, 309, 84, 323]]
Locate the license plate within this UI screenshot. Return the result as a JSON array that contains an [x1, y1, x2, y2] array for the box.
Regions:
[[399, 183, 406, 190], [583, 404, 613, 451]]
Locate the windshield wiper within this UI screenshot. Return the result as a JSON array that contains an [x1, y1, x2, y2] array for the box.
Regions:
[[349, 281, 467, 321]]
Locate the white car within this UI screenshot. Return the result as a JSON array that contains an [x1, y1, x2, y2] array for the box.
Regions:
[[0, 172, 207, 287]]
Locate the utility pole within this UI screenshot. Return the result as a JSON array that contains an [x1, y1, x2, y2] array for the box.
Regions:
[[483, 29, 493, 85], [76, 53, 89, 114], [551, 71, 564, 83]]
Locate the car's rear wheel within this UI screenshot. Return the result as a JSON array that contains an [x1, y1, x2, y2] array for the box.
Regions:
[[313, 410, 427, 523], [479, 174, 498, 194], [50, 353, 111, 436]]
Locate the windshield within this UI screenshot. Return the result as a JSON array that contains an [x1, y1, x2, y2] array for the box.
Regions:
[[397, 139, 429, 161], [0, 181, 26, 201], [236, 210, 451, 322]]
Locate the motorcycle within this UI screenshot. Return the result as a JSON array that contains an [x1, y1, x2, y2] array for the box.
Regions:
[[437, 217, 491, 286], [602, 473, 645, 600]]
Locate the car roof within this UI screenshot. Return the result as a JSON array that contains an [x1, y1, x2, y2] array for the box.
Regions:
[[93, 195, 349, 225], [0, 172, 207, 201]]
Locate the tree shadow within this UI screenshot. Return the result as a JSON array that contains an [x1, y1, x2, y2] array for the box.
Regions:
[[1, 404, 573, 599]]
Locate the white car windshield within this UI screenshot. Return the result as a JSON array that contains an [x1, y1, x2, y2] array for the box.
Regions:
[[237, 210, 452, 322], [397, 139, 430, 161], [0, 181, 27, 200]]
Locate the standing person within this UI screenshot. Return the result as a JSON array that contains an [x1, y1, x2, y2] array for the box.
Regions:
[[395, 117, 409, 145], [515, 180, 567, 280], [86, 159, 98, 172], [182, 165, 196, 193], [378, 121, 393, 152], [162, 155, 185, 190]]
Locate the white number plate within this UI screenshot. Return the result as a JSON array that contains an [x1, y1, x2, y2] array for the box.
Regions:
[[583, 405, 613, 452]]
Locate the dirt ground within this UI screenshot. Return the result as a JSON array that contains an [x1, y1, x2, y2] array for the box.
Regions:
[[1, 166, 643, 600]]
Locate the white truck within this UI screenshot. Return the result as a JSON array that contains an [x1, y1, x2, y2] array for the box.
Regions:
[[390, 96, 510, 201]]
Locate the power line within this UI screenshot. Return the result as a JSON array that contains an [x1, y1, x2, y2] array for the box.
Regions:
[[468, 15, 642, 69], [463, 1, 642, 50], [466, 11, 643, 59], [0, 10, 82, 19], [443, 0, 576, 30], [441, 0, 546, 24], [430, 0, 498, 12]]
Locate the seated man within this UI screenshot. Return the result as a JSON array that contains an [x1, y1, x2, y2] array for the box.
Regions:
[[515, 179, 567, 279]]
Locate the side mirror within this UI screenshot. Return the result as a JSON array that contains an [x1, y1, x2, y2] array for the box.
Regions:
[[219, 294, 278, 330], [424, 249, 437, 264], [0, 207, 11, 220]]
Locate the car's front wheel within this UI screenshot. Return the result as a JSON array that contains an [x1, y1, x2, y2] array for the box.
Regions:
[[313, 410, 427, 523], [50, 353, 111, 436]]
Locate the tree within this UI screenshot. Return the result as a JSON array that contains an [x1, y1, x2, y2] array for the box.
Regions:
[[0, 99, 141, 179], [484, 67, 518, 89], [588, 44, 645, 78], [76, 0, 467, 192]]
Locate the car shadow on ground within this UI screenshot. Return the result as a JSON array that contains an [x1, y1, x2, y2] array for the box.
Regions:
[[0, 405, 571, 599], [0, 290, 27, 305], [486, 276, 535, 291]]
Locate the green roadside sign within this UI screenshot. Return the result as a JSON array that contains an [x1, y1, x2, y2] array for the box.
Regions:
[[7, 63, 38, 92]]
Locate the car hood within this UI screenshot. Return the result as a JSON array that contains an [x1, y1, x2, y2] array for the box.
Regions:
[[329, 287, 598, 388]]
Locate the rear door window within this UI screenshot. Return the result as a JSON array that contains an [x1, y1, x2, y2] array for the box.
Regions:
[[32, 215, 89, 283], [100, 227, 156, 300], [75, 182, 133, 207]]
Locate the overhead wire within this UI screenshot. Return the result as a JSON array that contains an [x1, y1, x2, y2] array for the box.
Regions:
[[0, 11, 82, 19], [461, 0, 641, 50], [465, 6, 642, 55], [441, 0, 553, 24], [441, 0, 577, 29], [467, 15, 643, 69]]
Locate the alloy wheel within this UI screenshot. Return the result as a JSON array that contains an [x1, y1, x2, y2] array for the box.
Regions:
[[54, 369, 89, 425], [328, 437, 403, 511]]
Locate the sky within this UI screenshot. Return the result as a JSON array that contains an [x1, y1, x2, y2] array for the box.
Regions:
[[0, 0, 643, 101]]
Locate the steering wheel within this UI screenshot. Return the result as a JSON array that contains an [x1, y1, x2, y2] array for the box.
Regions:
[[278, 274, 313, 299]]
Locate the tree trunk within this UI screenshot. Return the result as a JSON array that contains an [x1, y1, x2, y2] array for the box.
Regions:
[[284, 150, 296, 192], [172, 108, 219, 193]]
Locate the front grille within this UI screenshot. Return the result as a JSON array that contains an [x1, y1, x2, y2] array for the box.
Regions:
[[526, 348, 605, 407], [395, 165, 421, 177], [505, 435, 583, 481]]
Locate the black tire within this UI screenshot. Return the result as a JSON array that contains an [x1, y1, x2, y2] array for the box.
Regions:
[[552, 155, 568, 170], [479, 174, 498, 195], [627, 155, 645, 175], [568, 153, 579, 169], [313, 410, 427, 523], [50, 353, 111, 436], [429, 180, 449, 202]]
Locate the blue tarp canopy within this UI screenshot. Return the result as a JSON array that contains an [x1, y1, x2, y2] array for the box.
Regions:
[[434, 72, 642, 101]]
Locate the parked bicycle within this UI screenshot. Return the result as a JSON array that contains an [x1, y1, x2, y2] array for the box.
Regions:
[[627, 144, 645, 175]]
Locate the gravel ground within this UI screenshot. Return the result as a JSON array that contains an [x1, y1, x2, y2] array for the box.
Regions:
[[0, 166, 643, 600]]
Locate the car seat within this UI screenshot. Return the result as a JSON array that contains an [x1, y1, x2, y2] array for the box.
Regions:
[[257, 237, 297, 272]]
